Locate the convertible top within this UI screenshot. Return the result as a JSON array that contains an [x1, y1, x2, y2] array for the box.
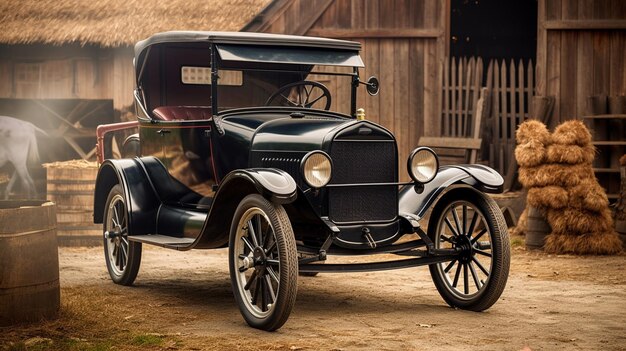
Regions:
[[134, 31, 364, 84], [135, 31, 361, 63]]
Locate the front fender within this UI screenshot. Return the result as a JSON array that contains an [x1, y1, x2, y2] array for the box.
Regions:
[[398, 164, 503, 220], [193, 168, 297, 249], [238, 168, 298, 204]]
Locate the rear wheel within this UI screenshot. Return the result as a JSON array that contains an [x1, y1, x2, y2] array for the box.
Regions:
[[229, 194, 298, 331], [103, 185, 142, 285], [428, 187, 510, 311]]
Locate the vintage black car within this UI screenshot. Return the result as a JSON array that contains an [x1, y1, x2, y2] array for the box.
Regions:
[[93, 31, 510, 331]]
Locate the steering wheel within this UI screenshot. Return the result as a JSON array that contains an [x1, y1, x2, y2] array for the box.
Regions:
[[266, 81, 332, 110]]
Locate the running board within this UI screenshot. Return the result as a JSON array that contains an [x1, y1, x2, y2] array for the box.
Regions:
[[129, 235, 195, 249], [298, 255, 457, 273]]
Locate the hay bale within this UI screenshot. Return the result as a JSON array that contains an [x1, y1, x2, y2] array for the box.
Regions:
[[568, 179, 609, 213], [518, 164, 595, 188], [515, 140, 547, 167], [516, 120, 551, 145], [527, 186, 568, 209], [42, 160, 98, 169], [551, 120, 592, 146], [546, 144, 595, 165], [547, 207, 613, 234], [544, 231, 623, 255]]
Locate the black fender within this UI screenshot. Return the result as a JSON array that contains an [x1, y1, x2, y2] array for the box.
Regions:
[[398, 164, 504, 220], [93, 158, 160, 236], [193, 168, 297, 249]]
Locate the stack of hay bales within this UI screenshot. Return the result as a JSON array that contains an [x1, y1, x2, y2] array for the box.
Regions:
[[515, 120, 622, 255]]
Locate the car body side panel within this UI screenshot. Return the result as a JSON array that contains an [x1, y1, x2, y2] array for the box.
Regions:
[[95, 157, 297, 248]]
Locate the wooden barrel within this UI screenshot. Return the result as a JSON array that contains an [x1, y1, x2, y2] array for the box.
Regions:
[[0, 201, 60, 326], [525, 206, 550, 250], [45, 161, 100, 247]]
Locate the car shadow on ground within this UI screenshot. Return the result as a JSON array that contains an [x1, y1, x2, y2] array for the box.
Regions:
[[122, 271, 453, 318]]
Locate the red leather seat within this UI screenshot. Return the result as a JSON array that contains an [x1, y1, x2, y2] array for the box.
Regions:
[[152, 106, 212, 121]]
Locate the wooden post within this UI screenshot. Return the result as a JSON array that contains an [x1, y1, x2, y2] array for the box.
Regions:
[[531, 95, 555, 125]]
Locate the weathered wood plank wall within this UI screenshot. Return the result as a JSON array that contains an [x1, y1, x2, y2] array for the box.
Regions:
[[248, 0, 448, 180], [535, 0, 626, 126], [0, 45, 135, 111]]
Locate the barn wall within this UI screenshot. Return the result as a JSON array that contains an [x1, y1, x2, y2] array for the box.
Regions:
[[248, 0, 448, 180], [0, 44, 135, 112], [536, 0, 626, 125]]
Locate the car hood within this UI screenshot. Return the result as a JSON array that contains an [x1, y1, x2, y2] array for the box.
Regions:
[[251, 116, 354, 152]]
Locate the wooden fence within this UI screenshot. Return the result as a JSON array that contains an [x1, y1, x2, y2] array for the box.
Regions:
[[442, 57, 536, 179], [441, 57, 484, 138], [486, 59, 535, 177]]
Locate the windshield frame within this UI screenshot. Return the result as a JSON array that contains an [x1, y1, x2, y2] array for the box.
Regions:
[[210, 44, 360, 117]]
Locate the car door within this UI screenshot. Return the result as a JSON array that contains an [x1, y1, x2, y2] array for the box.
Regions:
[[140, 119, 216, 207]]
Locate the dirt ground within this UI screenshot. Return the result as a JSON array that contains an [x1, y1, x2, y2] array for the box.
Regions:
[[2, 235, 626, 351]]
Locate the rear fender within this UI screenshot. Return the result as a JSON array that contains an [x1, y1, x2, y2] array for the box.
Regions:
[[193, 168, 297, 249], [398, 164, 503, 220], [93, 158, 160, 235]]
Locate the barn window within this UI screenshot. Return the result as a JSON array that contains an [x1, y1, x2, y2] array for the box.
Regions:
[[14, 63, 42, 97], [15, 63, 41, 84], [181, 66, 242, 86]]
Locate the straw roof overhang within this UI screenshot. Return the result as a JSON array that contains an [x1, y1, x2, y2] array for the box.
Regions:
[[0, 0, 273, 47]]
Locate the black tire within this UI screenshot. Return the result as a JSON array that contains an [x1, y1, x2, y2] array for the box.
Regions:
[[428, 187, 510, 311], [229, 194, 298, 331], [103, 184, 142, 285]]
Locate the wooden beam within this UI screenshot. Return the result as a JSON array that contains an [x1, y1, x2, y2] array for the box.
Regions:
[[418, 137, 482, 150], [241, 0, 292, 33], [294, 0, 335, 36], [545, 20, 626, 30], [305, 28, 442, 39]]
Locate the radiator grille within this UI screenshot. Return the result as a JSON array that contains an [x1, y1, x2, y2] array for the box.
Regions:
[[329, 140, 397, 223]]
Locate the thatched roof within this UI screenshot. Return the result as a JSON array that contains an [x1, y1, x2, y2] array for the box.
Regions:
[[0, 0, 273, 47]]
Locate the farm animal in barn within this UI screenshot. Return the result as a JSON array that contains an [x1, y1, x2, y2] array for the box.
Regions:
[[0, 116, 46, 199]]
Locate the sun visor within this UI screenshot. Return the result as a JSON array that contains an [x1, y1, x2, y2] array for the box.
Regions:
[[216, 44, 364, 67]]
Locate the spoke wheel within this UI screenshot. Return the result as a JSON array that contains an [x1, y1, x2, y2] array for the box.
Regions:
[[103, 185, 142, 286], [428, 187, 510, 311], [265, 80, 332, 110], [229, 194, 298, 331]]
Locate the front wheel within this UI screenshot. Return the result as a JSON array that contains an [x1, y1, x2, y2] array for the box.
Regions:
[[428, 187, 510, 311], [103, 184, 142, 285], [229, 194, 298, 331]]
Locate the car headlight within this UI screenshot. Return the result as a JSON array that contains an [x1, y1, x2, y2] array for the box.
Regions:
[[301, 151, 332, 188], [407, 147, 439, 183]]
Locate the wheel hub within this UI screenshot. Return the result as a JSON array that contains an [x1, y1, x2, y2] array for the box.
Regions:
[[253, 247, 267, 267], [455, 234, 474, 263]]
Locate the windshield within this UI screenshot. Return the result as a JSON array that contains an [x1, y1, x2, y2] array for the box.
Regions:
[[213, 62, 356, 115], [136, 43, 361, 118]]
